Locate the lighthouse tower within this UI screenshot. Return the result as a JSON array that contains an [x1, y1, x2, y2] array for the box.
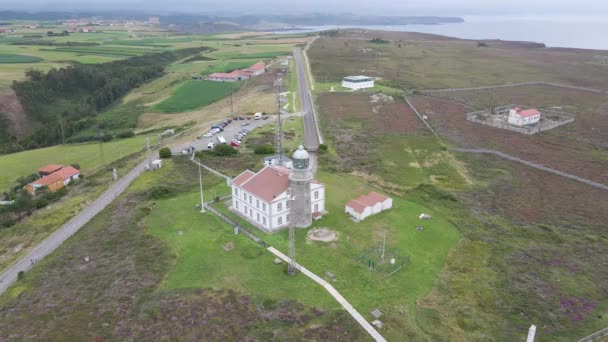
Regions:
[[289, 145, 313, 228]]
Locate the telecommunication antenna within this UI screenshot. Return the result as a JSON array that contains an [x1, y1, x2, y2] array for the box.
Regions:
[[274, 78, 283, 165], [287, 190, 297, 275]]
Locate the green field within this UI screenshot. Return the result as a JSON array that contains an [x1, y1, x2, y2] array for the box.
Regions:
[[201, 60, 256, 75], [154, 80, 235, 113], [218, 51, 290, 59], [0, 54, 43, 63], [0, 135, 156, 191]]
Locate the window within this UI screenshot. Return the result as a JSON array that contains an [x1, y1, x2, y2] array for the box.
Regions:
[[278, 216, 283, 225], [250, 208, 253, 217], [277, 203, 283, 211], [236, 201, 240, 209], [256, 199, 259, 209], [286, 214, 290, 222], [234, 188, 239, 196], [286, 200, 290, 209], [314, 203, 319, 212], [262, 203, 266, 211], [263, 217, 266, 225], [257, 213, 260, 222], [249, 195, 252, 204], [314, 191, 319, 199]]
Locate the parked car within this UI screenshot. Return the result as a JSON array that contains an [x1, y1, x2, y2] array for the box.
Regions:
[[262, 116, 269, 120], [237, 116, 245, 120], [254, 112, 262, 120], [241, 122, 250, 126], [234, 134, 243, 140], [203, 132, 213, 138], [230, 140, 241, 147], [207, 142, 215, 149], [216, 135, 226, 144]]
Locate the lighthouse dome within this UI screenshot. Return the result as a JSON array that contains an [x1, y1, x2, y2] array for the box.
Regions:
[[292, 145, 310, 170]]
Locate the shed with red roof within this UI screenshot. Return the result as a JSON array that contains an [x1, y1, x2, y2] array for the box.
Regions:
[[508, 107, 541, 126], [345, 191, 392, 221]]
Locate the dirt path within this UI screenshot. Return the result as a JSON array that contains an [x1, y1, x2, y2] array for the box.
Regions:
[[420, 81, 607, 95], [451, 148, 608, 191]]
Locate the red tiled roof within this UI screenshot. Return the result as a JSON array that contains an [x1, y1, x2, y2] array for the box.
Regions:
[[240, 166, 290, 202], [247, 61, 265, 71], [516, 108, 541, 117], [346, 199, 367, 214], [346, 191, 391, 214], [233, 170, 255, 186], [38, 164, 64, 174], [32, 166, 80, 186]]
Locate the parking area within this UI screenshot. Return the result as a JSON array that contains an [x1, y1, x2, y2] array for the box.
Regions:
[[172, 114, 297, 155]]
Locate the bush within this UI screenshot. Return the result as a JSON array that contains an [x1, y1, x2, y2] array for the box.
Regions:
[[71, 163, 81, 170], [254, 144, 275, 155], [116, 131, 135, 139], [213, 144, 237, 156], [159, 147, 172, 158], [318, 144, 328, 153], [144, 185, 176, 200], [17, 271, 25, 280]]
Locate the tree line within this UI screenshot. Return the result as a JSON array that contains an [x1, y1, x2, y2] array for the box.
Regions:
[[6, 47, 206, 153]]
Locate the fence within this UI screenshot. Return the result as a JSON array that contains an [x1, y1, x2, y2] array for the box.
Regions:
[[203, 199, 266, 246], [577, 327, 608, 342], [466, 106, 575, 135]]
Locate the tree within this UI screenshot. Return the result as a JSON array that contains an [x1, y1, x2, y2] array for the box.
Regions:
[[213, 144, 237, 157], [318, 144, 328, 154], [159, 147, 172, 159]]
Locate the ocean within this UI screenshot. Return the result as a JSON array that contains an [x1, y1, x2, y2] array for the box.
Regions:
[[281, 16, 608, 51]]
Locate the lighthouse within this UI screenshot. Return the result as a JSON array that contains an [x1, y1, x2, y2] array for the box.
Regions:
[[289, 145, 313, 228]]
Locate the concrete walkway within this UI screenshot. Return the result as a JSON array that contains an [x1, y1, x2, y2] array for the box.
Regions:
[[267, 247, 387, 342]]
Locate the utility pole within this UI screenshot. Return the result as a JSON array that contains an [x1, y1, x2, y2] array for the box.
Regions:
[[198, 158, 205, 213], [288, 190, 297, 275], [381, 230, 387, 260], [146, 136, 151, 170], [230, 82, 234, 117]]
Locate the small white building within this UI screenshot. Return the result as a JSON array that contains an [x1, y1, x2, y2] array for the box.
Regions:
[[342, 75, 375, 90], [263, 154, 293, 169], [508, 107, 541, 126], [231, 164, 325, 233], [151, 159, 163, 170], [345, 192, 392, 221]]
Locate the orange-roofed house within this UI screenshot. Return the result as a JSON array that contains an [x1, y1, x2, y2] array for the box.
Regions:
[[208, 61, 265, 82], [38, 164, 64, 176], [244, 61, 266, 76], [25, 166, 80, 195], [345, 191, 392, 221]]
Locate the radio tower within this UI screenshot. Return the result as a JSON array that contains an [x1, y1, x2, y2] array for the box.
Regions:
[[274, 78, 283, 164]]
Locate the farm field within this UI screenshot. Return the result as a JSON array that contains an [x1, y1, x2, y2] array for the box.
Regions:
[[154, 80, 237, 113], [0, 135, 156, 191], [308, 30, 608, 90], [0, 54, 43, 63], [0, 157, 367, 341], [407, 84, 608, 184]]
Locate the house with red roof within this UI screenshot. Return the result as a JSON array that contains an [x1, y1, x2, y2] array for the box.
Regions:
[[345, 192, 392, 221], [508, 107, 541, 126], [231, 165, 325, 232], [25, 166, 81, 195], [208, 61, 265, 82]]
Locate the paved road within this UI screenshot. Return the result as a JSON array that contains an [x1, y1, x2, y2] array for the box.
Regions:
[[293, 47, 322, 151], [0, 159, 149, 295], [267, 247, 387, 342], [451, 148, 608, 191]]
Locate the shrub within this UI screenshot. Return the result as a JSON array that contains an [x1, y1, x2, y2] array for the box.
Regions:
[[254, 144, 275, 155], [116, 131, 135, 139], [159, 147, 172, 159], [71, 163, 81, 170], [213, 144, 237, 156], [318, 144, 328, 153], [34, 197, 49, 209], [144, 185, 176, 200], [17, 271, 25, 280]]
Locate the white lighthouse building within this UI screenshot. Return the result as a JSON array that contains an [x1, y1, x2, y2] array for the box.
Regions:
[[230, 146, 325, 232]]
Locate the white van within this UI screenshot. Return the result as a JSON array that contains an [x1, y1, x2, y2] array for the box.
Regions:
[[216, 135, 226, 144], [254, 112, 262, 120]]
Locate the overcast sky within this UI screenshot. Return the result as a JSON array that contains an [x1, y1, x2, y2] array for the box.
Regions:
[[4, 0, 608, 17]]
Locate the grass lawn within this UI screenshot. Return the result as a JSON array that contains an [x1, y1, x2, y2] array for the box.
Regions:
[[0, 135, 157, 191], [200, 60, 257, 75], [217, 51, 290, 59], [213, 170, 460, 340], [154, 80, 236, 113], [0, 54, 44, 63]]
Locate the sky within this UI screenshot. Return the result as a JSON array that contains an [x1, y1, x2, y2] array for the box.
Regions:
[[4, 0, 608, 17]]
